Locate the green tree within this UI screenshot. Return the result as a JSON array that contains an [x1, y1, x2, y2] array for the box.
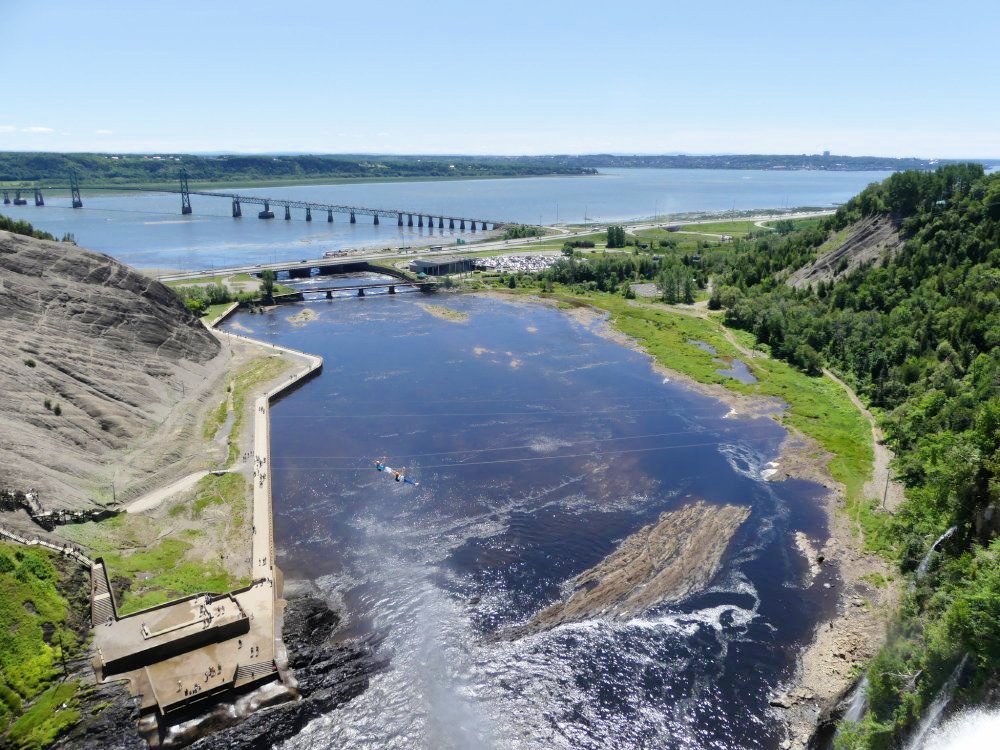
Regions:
[[606, 225, 626, 249], [682, 275, 695, 304], [260, 269, 276, 302]]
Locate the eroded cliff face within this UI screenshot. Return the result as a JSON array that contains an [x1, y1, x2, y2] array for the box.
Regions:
[[0, 230, 222, 510]]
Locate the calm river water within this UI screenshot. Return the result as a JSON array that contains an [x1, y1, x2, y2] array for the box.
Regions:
[[3, 168, 889, 271], [221, 292, 838, 750]]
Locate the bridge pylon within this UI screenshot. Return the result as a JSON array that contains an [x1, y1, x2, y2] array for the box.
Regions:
[[373, 214, 379, 225], [328, 209, 333, 222], [418, 215, 423, 228], [284, 205, 291, 220], [350, 212, 356, 224], [258, 201, 274, 219], [438, 217, 444, 229], [398, 213, 403, 226], [2, 190, 9, 205], [407, 214, 413, 227], [181, 169, 191, 216], [179, 170, 193, 215], [70, 171, 83, 208], [460, 219, 465, 230], [306, 208, 312, 221], [13, 191, 27, 206], [34, 189, 44, 206], [449, 218, 454, 229], [232, 199, 242, 217]]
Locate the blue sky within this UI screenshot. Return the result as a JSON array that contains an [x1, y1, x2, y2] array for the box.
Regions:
[[2, 0, 997, 157]]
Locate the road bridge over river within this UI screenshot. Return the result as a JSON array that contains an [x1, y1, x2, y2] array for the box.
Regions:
[[4, 170, 510, 231]]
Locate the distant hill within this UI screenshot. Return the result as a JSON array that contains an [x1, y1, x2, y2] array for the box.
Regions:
[[0, 227, 223, 510], [0, 152, 966, 187], [0, 152, 597, 186], [510, 153, 955, 171]]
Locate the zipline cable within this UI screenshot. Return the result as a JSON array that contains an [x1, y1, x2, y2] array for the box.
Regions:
[[271, 435, 778, 472]]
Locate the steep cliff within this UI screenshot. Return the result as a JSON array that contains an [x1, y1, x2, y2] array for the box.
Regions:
[[0, 230, 223, 511]]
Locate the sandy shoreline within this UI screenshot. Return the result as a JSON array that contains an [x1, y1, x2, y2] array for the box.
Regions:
[[472, 290, 897, 747]]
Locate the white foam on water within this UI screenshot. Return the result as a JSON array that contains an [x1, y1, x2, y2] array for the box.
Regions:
[[919, 707, 1000, 750], [717, 442, 763, 481], [761, 460, 780, 479]]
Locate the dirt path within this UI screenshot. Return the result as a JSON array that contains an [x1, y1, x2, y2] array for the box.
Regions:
[[823, 368, 904, 512], [123, 470, 212, 513]]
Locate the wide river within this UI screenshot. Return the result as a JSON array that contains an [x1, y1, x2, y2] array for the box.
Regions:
[[11, 170, 860, 748], [220, 291, 837, 750], [3, 168, 889, 271]]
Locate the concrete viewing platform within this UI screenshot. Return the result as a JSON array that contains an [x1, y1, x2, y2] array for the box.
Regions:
[[89, 312, 323, 724]]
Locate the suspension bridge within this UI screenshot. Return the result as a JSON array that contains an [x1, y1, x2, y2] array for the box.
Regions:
[[2, 170, 510, 231]]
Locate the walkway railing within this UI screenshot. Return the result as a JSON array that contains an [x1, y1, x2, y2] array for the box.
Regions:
[[0, 523, 94, 566]]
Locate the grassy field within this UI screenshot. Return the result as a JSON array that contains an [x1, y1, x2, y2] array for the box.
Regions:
[[61, 492, 251, 616], [631, 227, 731, 253], [187, 473, 248, 524], [0, 543, 83, 748], [676, 219, 763, 237], [203, 382, 231, 442], [223, 355, 291, 466]]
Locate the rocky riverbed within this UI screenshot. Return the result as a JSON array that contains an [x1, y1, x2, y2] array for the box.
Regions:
[[184, 591, 385, 750], [510, 500, 751, 637]]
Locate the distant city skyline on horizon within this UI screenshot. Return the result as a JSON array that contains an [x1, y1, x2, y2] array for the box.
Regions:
[[4, 0, 998, 160]]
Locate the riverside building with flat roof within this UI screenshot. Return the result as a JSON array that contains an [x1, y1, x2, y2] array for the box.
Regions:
[[409, 256, 475, 276]]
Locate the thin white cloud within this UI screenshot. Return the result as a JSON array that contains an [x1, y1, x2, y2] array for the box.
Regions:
[[0, 125, 16, 133], [21, 126, 54, 133], [95, 129, 114, 135]]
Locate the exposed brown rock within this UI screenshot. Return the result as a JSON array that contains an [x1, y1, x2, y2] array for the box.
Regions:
[[787, 216, 902, 289], [512, 500, 750, 637]]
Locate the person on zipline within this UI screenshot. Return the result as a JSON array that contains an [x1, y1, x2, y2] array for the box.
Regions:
[[373, 457, 418, 485]]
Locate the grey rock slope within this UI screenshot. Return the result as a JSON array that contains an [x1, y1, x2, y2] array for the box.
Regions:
[[0, 230, 222, 510]]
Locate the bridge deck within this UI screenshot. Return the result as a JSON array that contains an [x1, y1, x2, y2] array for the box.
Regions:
[[8, 183, 509, 228]]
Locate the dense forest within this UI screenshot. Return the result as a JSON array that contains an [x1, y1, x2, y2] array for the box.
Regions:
[[0, 153, 596, 186], [709, 166, 1000, 747]]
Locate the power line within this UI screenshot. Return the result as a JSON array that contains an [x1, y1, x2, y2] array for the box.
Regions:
[[265, 426, 773, 461], [271, 435, 779, 472], [269, 405, 735, 419]]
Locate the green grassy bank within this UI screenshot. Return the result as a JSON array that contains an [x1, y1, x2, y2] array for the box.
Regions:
[[0, 543, 86, 749]]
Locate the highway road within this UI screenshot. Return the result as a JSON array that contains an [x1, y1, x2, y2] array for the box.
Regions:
[[156, 209, 835, 284]]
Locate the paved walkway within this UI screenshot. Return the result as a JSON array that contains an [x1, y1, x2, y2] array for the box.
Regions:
[[86, 312, 324, 718], [215, 319, 322, 681]]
